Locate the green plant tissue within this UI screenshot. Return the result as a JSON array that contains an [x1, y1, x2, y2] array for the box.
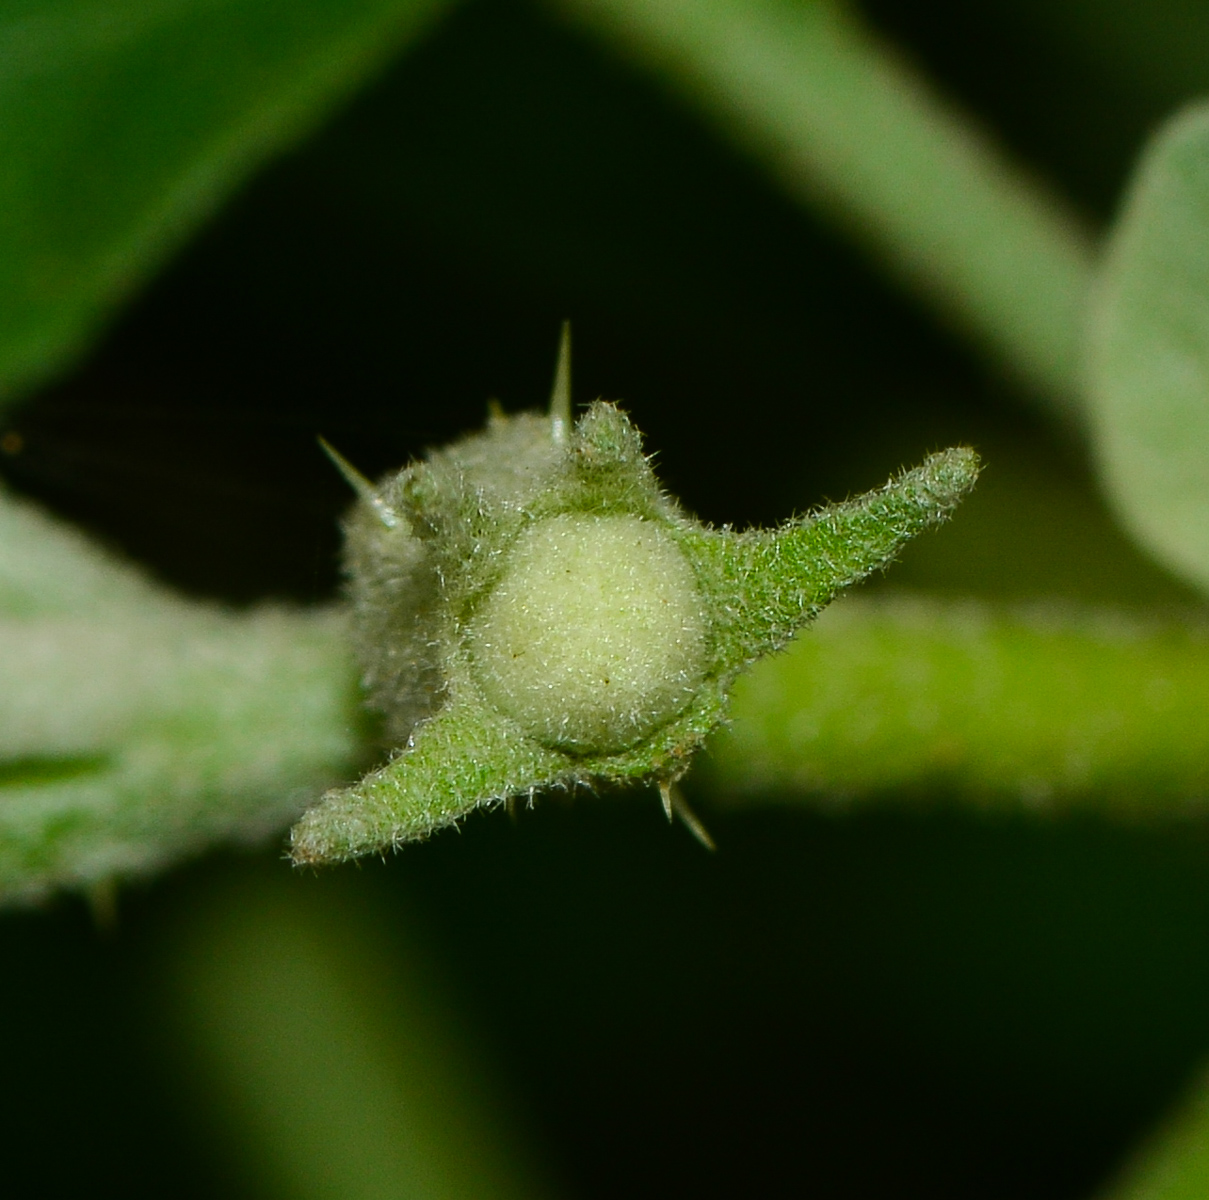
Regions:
[[1088, 100, 1209, 596]]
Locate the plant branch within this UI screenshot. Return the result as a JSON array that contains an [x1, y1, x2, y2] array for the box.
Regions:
[[0, 489, 362, 904], [703, 594, 1209, 813]]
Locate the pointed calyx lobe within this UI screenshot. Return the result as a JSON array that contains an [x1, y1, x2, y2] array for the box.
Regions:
[[290, 402, 978, 865]]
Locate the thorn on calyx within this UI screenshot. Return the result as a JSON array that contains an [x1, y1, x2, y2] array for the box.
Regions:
[[318, 436, 400, 529], [549, 320, 572, 445], [659, 781, 716, 851]]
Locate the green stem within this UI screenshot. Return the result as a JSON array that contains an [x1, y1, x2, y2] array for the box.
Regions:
[[0, 489, 363, 903], [556, 0, 1095, 420], [0, 605, 362, 903], [703, 594, 1209, 813]]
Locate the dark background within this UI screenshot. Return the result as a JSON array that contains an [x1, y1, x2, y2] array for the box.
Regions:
[[3, 1, 1209, 1196]]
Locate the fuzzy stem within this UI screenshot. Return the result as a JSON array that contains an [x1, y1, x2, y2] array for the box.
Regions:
[[704, 594, 1209, 813], [0, 489, 362, 903]]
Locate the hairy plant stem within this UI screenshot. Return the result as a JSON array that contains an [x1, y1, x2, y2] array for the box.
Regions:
[[705, 594, 1209, 813], [0, 489, 362, 903]]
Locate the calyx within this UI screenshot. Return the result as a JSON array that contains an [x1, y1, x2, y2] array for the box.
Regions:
[[291, 330, 978, 864]]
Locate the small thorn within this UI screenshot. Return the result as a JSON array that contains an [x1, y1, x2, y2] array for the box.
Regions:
[[659, 780, 675, 823], [668, 783, 716, 851], [487, 397, 505, 423], [318, 436, 399, 529], [549, 320, 572, 444], [506, 794, 519, 822]]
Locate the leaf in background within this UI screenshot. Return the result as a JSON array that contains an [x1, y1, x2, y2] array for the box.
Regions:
[[1014, 0, 1209, 110], [1088, 101, 1209, 595], [1099, 1061, 1209, 1199], [0, 0, 453, 407], [555, 0, 1094, 418], [168, 876, 558, 1200]]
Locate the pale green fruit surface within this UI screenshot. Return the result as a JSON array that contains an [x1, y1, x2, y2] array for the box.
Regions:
[[469, 513, 707, 753], [290, 386, 979, 865]]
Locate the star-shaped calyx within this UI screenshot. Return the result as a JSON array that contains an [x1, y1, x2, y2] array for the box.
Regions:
[[291, 330, 978, 864]]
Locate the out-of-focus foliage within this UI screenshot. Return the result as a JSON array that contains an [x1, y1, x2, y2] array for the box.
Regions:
[[170, 874, 557, 1200], [0, 0, 450, 404], [1088, 103, 1209, 593], [6, 0, 1209, 1197], [560, 0, 1094, 415], [1101, 1065, 1209, 1200]]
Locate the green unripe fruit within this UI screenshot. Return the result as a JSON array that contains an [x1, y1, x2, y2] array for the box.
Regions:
[[468, 513, 708, 754], [290, 329, 979, 866]]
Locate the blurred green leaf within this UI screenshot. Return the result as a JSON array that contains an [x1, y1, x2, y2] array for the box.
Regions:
[[0, 0, 453, 405], [1088, 101, 1209, 595], [1099, 1063, 1209, 1199], [556, 0, 1094, 417], [170, 875, 559, 1200]]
